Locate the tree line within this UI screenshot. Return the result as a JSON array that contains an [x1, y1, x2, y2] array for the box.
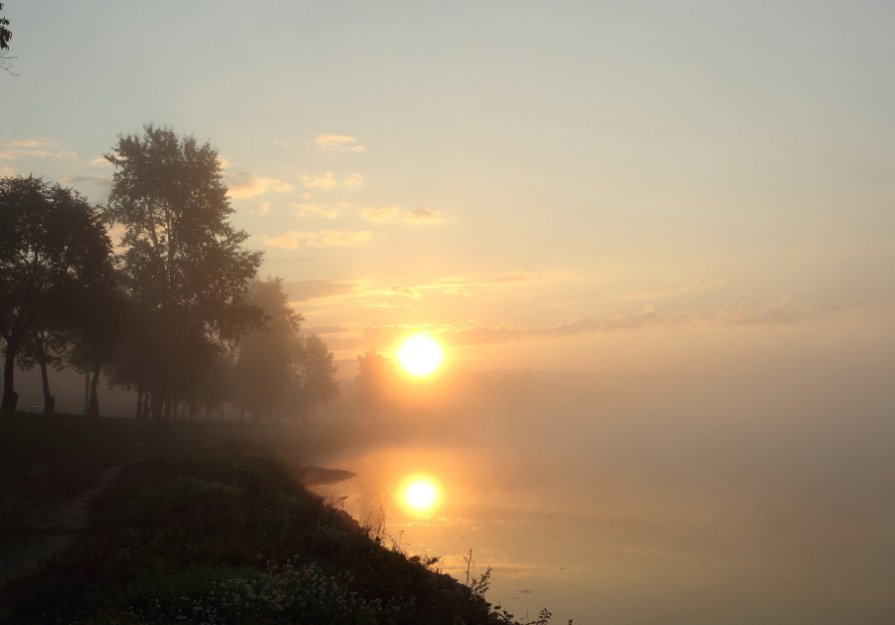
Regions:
[[0, 124, 338, 424]]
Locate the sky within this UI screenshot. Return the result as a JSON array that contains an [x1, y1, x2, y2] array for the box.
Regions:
[[4, 1, 894, 375], [4, 3, 895, 623]]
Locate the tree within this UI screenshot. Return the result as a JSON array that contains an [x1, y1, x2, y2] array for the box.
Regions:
[[233, 278, 303, 421], [234, 279, 338, 421], [15, 322, 68, 415], [1, 2, 13, 74], [294, 334, 339, 416], [355, 349, 397, 412], [0, 3, 10, 50], [0, 176, 113, 412], [67, 277, 126, 417], [104, 124, 262, 425]]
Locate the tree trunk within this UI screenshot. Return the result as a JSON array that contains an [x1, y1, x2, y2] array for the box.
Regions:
[[151, 391, 163, 433], [38, 358, 55, 415], [136, 387, 143, 419], [87, 365, 100, 417], [1, 341, 19, 413]]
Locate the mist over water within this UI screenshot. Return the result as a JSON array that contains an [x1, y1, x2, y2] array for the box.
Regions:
[[297, 321, 895, 625]]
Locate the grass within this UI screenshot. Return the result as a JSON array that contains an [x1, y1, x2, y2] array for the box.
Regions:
[[0, 441, 497, 625], [0, 412, 280, 573], [0, 414, 561, 625]]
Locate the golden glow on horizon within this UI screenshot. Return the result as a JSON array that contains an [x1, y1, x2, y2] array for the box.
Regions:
[[396, 334, 444, 377], [400, 476, 441, 514]]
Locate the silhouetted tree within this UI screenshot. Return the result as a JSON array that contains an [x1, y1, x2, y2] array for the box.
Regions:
[[67, 278, 126, 417], [234, 279, 338, 420], [293, 334, 339, 417], [104, 125, 262, 426], [0, 176, 113, 412], [1, 2, 13, 74], [355, 349, 396, 412], [0, 3, 10, 50], [234, 279, 304, 421], [15, 326, 67, 415], [187, 354, 234, 419]]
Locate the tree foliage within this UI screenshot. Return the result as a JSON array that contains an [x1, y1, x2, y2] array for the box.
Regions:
[[234, 279, 338, 420], [105, 124, 261, 329], [0, 176, 113, 412], [1, 2, 13, 74], [104, 125, 262, 422], [0, 3, 10, 51], [355, 350, 397, 412]]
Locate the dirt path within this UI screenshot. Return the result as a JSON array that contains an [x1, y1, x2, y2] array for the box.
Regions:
[[0, 461, 139, 586]]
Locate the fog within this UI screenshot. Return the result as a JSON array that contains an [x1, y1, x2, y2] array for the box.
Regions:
[[13, 311, 895, 623], [282, 320, 895, 624]]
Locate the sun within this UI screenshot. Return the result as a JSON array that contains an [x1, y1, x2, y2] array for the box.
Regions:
[[396, 334, 444, 377], [400, 476, 442, 514]]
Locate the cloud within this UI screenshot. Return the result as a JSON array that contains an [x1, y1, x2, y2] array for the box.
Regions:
[[412, 297, 820, 347], [300, 171, 338, 190], [294, 203, 341, 219], [281, 279, 363, 301], [714, 296, 808, 326], [255, 201, 271, 216], [360, 205, 402, 223], [344, 172, 364, 189], [617, 279, 726, 301], [315, 133, 366, 153], [106, 223, 128, 254], [8, 139, 44, 149], [226, 171, 294, 199], [360, 205, 451, 226], [88, 156, 111, 167], [0, 164, 17, 176], [58, 176, 113, 201], [405, 207, 450, 225], [299, 171, 364, 191], [389, 285, 424, 300], [262, 229, 373, 250], [0, 138, 78, 161]]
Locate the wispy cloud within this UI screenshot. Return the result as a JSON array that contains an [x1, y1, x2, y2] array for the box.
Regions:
[[8, 139, 45, 149], [0, 138, 78, 161], [389, 285, 424, 300], [360, 205, 451, 226], [616, 279, 726, 301], [315, 133, 366, 153], [405, 207, 450, 225], [434, 297, 817, 346], [344, 172, 364, 189], [58, 176, 113, 201], [226, 171, 294, 199], [281, 279, 364, 301], [255, 201, 271, 217], [262, 229, 373, 250], [360, 205, 401, 223], [300, 171, 338, 190], [294, 203, 341, 219], [106, 223, 128, 255], [299, 171, 364, 191]]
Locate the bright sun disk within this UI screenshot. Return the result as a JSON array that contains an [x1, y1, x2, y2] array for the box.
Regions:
[[401, 476, 441, 514], [396, 334, 444, 377]]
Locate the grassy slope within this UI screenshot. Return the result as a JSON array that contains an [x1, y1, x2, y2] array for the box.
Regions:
[[1, 441, 497, 625], [0, 413, 274, 557]]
